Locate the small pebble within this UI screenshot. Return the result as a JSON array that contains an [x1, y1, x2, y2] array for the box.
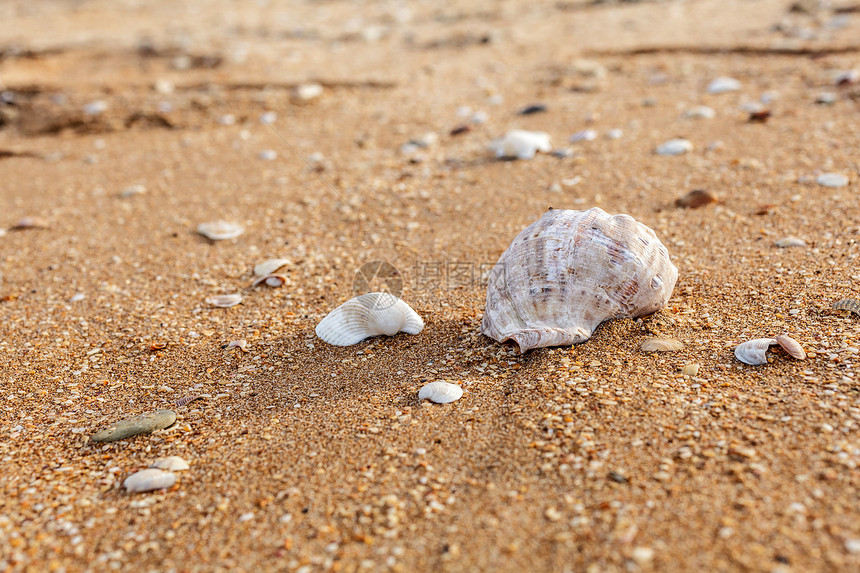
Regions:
[[518, 104, 547, 115], [120, 184, 146, 198], [606, 128, 623, 139], [676, 189, 716, 209], [684, 105, 716, 119], [258, 150, 277, 161], [292, 83, 323, 102], [83, 100, 108, 115], [816, 173, 848, 187], [656, 139, 692, 156], [91, 410, 177, 442], [814, 92, 837, 104], [124, 469, 176, 493], [150, 456, 190, 471], [775, 236, 806, 248]]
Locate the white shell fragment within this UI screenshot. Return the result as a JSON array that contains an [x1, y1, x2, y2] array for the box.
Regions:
[[490, 129, 551, 160], [252, 274, 287, 287], [816, 173, 848, 188], [418, 381, 463, 404], [775, 334, 806, 360], [734, 338, 777, 365], [150, 456, 190, 471], [293, 83, 324, 102], [254, 258, 290, 276], [197, 220, 244, 240], [656, 139, 693, 156], [775, 236, 806, 248], [123, 468, 177, 493], [707, 76, 741, 94], [206, 294, 243, 308], [227, 339, 249, 352], [482, 208, 678, 352], [641, 338, 684, 352], [315, 292, 424, 346], [569, 129, 597, 142], [684, 106, 716, 119]]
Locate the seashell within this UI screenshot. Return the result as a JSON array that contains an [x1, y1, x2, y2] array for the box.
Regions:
[[832, 298, 860, 316], [120, 184, 146, 198], [676, 189, 716, 209], [10, 216, 49, 230], [123, 468, 176, 493], [682, 363, 700, 377], [775, 334, 806, 360], [254, 258, 290, 276], [251, 274, 287, 288], [315, 292, 424, 346], [656, 139, 692, 156], [707, 76, 741, 94], [775, 236, 806, 248], [418, 381, 463, 404], [206, 294, 242, 308], [641, 338, 684, 352], [815, 92, 837, 105], [150, 456, 190, 472], [569, 129, 597, 142], [734, 338, 777, 365], [490, 129, 551, 160], [175, 395, 203, 408], [683, 105, 716, 119], [292, 83, 324, 102], [481, 207, 678, 352], [816, 173, 848, 188], [227, 339, 249, 352], [197, 220, 244, 241]]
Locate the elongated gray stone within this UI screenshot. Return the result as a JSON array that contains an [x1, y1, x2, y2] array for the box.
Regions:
[[90, 409, 176, 443]]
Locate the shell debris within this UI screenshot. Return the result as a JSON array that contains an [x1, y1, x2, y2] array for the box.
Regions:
[[734, 338, 777, 365], [775, 236, 806, 248], [775, 334, 806, 360], [197, 220, 244, 241], [641, 338, 684, 352], [123, 468, 177, 493], [150, 456, 190, 471], [707, 76, 741, 94], [252, 274, 287, 288], [816, 173, 848, 188], [656, 139, 692, 156], [254, 258, 290, 276], [206, 294, 243, 308], [418, 381, 463, 404], [490, 130, 551, 160], [832, 298, 860, 316]]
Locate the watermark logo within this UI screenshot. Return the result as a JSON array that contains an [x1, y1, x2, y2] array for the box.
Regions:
[[352, 260, 403, 300]]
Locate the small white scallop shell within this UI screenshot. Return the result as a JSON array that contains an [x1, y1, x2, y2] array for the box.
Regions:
[[123, 468, 177, 493], [707, 76, 741, 94], [482, 208, 678, 352], [734, 338, 777, 365], [150, 456, 190, 471], [641, 338, 684, 352], [315, 292, 424, 346], [418, 381, 463, 404], [656, 139, 693, 156], [206, 294, 243, 308], [254, 258, 290, 276], [490, 129, 551, 160], [775, 334, 806, 360], [197, 220, 244, 240]]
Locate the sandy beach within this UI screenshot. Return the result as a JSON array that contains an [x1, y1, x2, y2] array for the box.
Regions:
[[1, 0, 859, 571]]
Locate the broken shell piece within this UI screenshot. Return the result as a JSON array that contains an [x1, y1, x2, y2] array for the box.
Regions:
[[490, 129, 551, 160], [676, 189, 716, 209], [734, 338, 777, 365], [123, 468, 177, 493], [775, 236, 806, 248], [197, 220, 244, 240], [315, 292, 424, 346], [775, 334, 806, 360], [707, 76, 741, 94], [656, 139, 692, 156], [292, 83, 324, 102], [254, 258, 290, 276], [816, 173, 848, 188], [227, 339, 249, 352], [481, 208, 678, 352], [150, 456, 190, 471], [206, 294, 243, 308], [252, 274, 287, 287], [120, 184, 146, 198], [682, 363, 700, 377], [684, 106, 716, 119], [833, 298, 860, 316], [641, 338, 684, 352], [10, 216, 49, 230], [418, 381, 463, 404]]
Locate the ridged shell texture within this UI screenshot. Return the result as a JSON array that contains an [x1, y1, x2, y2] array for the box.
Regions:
[[482, 208, 678, 352], [316, 292, 424, 346]]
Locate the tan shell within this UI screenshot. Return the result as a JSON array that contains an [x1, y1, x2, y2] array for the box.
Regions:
[[775, 334, 806, 360], [641, 338, 684, 352], [481, 208, 678, 352], [734, 338, 777, 365]]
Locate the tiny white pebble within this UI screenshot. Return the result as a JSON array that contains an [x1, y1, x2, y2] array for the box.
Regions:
[[258, 150, 277, 161], [238, 512, 255, 522], [83, 100, 108, 115], [656, 139, 693, 156], [816, 173, 848, 188], [707, 76, 741, 94]]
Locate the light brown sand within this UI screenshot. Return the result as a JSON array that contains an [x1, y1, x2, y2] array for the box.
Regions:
[[1, 0, 859, 571]]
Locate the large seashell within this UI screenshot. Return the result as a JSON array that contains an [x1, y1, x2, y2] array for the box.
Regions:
[[197, 220, 244, 241], [123, 468, 177, 493], [833, 298, 860, 316], [775, 334, 806, 360], [481, 207, 678, 352], [490, 130, 551, 160], [315, 292, 424, 346], [734, 338, 777, 365], [418, 381, 463, 404]]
